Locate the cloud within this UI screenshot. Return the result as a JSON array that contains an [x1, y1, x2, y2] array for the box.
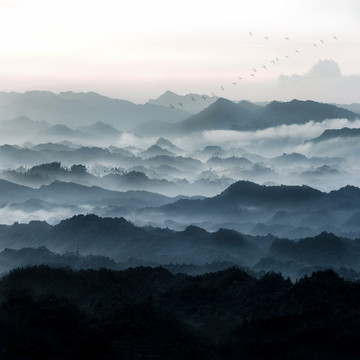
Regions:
[[277, 60, 360, 103], [186, 118, 360, 157]]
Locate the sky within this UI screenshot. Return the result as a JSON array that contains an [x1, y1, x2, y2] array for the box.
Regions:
[[0, 0, 359, 103]]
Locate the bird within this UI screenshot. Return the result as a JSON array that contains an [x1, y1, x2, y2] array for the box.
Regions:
[[295, 49, 300, 53], [169, 104, 175, 109], [271, 60, 275, 64], [276, 58, 280, 61], [250, 73, 255, 77], [285, 55, 289, 58], [253, 68, 257, 72], [320, 39, 324, 44], [178, 102, 183, 107], [264, 36, 269, 40], [191, 95, 196, 101], [221, 86, 224, 91], [202, 95, 206, 101], [262, 65, 267, 70], [238, 76, 243, 80], [333, 35, 338, 40], [313, 43, 318, 47], [249, 31, 253, 36], [285, 37, 290, 40], [232, 82, 236, 86], [211, 92, 217, 97]]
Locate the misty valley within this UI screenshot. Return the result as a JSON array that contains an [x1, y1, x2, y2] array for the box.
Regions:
[[1, 89, 360, 359]]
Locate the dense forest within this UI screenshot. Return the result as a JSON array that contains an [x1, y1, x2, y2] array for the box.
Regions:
[[0, 265, 360, 359]]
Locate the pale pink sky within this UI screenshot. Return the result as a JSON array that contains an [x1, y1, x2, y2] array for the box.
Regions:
[[0, 0, 359, 103]]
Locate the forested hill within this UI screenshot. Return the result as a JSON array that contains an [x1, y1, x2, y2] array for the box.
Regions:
[[0, 265, 360, 359]]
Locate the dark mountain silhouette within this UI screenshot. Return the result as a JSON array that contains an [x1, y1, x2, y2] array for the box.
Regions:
[[152, 180, 360, 237], [2, 266, 360, 359]]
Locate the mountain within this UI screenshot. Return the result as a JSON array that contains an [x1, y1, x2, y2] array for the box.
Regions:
[[77, 121, 122, 138], [0, 116, 51, 143], [141, 180, 360, 238], [140, 145, 175, 158], [237, 100, 264, 113], [254, 99, 358, 128], [43, 124, 91, 140], [172, 98, 358, 134], [148, 90, 218, 114], [155, 137, 182, 153], [0, 179, 35, 203], [334, 103, 360, 114], [176, 98, 255, 132], [2, 265, 360, 359], [309, 127, 360, 143], [0, 91, 190, 130]]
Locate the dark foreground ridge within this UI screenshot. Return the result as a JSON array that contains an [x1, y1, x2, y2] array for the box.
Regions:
[[0, 265, 360, 359]]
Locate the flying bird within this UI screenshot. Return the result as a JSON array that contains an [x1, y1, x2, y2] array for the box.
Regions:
[[232, 82, 236, 86], [191, 95, 196, 101], [250, 73, 255, 77], [202, 95, 206, 101], [285, 37, 290, 40], [320, 39, 324, 44], [211, 92, 217, 97], [221, 86, 224, 91], [313, 43, 318, 47], [264, 36, 269, 40], [238, 76, 243, 80], [178, 102, 183, 107], [333, 35, 338, 40], [295, 49, 300, 53], [249, 31, 253, 36], [253, 68, 257, 72], [169, 104, 175, 109], [285, 55, 289, 58], [271, 60, 275, 64], [262, 65, 267, 70]]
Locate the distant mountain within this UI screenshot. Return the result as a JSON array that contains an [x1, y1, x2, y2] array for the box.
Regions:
[[77, 121, 122, 138], [309, 127, 360, 143], [333, 103, 360, 114], [43, 124, 91, 140], [30, 142, 72, 152], [140, 145, 175, 158], [0, 91, 190, 130], [237, 100, 264, 113], [155, 137, 182, 153], [0, 179, 34, 203], [254, 99, 358, 128], [148, 90, 217, 114], [176, 98, 255, 132], [0, 116, 51, 142], [0, 178, 178, 210], [173, 98, 358, 134], [143, 180, 360, 238]]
